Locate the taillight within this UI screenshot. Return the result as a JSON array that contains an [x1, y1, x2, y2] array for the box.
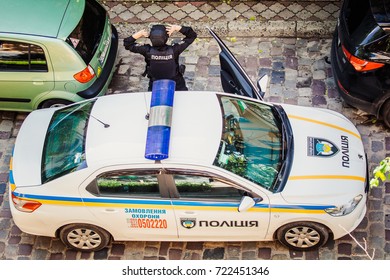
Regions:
[[342, 45, 384, 72], [12, 193, 42, 213], [73, 65, 95, 83]]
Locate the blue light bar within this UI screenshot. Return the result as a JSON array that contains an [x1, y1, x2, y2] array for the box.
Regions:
[[145, 79, 176, 160]]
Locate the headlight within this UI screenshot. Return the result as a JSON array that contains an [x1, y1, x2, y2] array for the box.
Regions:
[[325, 194, 363, 217]]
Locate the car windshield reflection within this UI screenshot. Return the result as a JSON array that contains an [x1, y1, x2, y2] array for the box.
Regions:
[[41, 100, 95, 183], [213, 96, 283, 191]]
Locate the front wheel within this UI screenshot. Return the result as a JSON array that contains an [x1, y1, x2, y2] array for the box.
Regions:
[[276, 222, 329, 251], [59, 224, 111, 252]]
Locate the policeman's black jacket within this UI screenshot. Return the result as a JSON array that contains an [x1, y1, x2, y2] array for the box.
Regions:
[[123, 26, 197, 91]]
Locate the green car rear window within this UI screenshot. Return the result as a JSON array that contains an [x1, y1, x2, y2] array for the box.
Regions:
[[41, 101, 95, 183]]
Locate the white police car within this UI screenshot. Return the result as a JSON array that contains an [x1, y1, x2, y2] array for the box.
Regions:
[[8, 30, 368, 252]]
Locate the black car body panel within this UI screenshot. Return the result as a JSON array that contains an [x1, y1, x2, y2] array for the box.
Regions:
[[331, 0, 390, 121]]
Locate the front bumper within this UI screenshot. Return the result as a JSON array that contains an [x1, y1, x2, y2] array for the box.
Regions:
[[330, 193, 367, 240]]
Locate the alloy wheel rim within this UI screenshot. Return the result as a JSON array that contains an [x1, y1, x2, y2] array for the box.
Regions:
[[284, 226, 321, 248], [67, 228, 102, 250]]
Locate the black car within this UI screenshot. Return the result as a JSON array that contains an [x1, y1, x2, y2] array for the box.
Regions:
[[331, 0, 390, 127]]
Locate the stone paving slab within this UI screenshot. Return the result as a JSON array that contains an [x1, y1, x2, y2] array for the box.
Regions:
[[1, 34, 390, 260]]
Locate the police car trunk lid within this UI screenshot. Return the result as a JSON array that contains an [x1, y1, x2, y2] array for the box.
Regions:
[[12, 109, 54, 187]]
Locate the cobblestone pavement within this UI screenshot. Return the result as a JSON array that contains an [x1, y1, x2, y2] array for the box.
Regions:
[[1, 34, 390, 260]]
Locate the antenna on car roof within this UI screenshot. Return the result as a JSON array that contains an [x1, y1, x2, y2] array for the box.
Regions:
[[90, 114, 110, 128], [144, 91, 150, 120]]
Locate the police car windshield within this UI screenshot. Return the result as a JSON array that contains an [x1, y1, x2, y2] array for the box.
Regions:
[[41, 100, 95, 183], [213, 96, 283, 191]]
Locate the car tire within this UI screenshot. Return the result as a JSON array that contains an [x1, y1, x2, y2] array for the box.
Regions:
[[276, 222, 329, 251], [40, 99, 72, 109], [59, 224, 111, 252], [381, 100, 390, 128]]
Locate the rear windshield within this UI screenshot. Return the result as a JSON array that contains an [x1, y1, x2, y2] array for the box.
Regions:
[[343, 0, 387, 47], [66, 0, 106, 64], [41, 100, 95, 183]]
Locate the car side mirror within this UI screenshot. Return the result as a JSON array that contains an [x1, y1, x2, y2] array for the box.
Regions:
[[257, 74, 269, 98], [238, 196, 256, 212]]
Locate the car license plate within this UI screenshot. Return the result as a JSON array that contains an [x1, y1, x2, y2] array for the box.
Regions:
[[98, 38, 110, 65]]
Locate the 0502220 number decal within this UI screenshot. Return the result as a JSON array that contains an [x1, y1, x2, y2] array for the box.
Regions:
[[134, 218, 168, 229]]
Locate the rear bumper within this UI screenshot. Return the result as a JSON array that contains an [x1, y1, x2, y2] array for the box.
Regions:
[[76, 25, 119, 99], [330, 29, 378, 115]]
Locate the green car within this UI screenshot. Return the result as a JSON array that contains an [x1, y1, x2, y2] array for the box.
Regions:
[[0, 0, 118, 111]]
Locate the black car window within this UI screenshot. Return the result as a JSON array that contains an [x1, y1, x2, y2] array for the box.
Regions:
[[344, 0, 387, 48], [97, 170, 161, 198], [0, 41, 47, 71]]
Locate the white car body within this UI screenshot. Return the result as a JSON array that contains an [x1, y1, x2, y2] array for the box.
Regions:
[[8, 28, 368, 251], [9, 90, 367, 251]]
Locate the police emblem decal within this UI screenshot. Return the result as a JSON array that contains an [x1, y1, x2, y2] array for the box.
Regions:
[[180, 218, 196, 229], [307, 137, 339, 157]]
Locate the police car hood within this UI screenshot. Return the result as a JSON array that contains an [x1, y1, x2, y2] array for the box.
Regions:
[[280, 104, 367, 205]]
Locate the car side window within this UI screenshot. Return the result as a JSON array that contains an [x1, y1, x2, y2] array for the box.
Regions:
[[0, 40, 48, 71], [97, 171, 161, 198], [172, 173, 244, 201]]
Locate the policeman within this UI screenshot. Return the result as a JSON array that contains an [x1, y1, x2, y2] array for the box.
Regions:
[[124, 24, 197, 91]]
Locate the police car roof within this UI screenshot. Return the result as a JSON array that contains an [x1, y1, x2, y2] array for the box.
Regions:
[[85, 91, 223, 167]]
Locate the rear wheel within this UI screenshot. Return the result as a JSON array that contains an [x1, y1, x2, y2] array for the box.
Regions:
[[59, 224, 111, 252], [276, 222, 329, 251], [381, 100, 390, 128], [40, 99, 72, 109]]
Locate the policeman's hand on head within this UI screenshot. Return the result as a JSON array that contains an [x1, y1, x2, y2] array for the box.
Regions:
[[166, 24, 182, 36], [132, 29, 149, 40]]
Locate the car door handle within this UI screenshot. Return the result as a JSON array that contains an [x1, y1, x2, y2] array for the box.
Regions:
[[103, 208, 118, 213], [32, 79, 44, 85]]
